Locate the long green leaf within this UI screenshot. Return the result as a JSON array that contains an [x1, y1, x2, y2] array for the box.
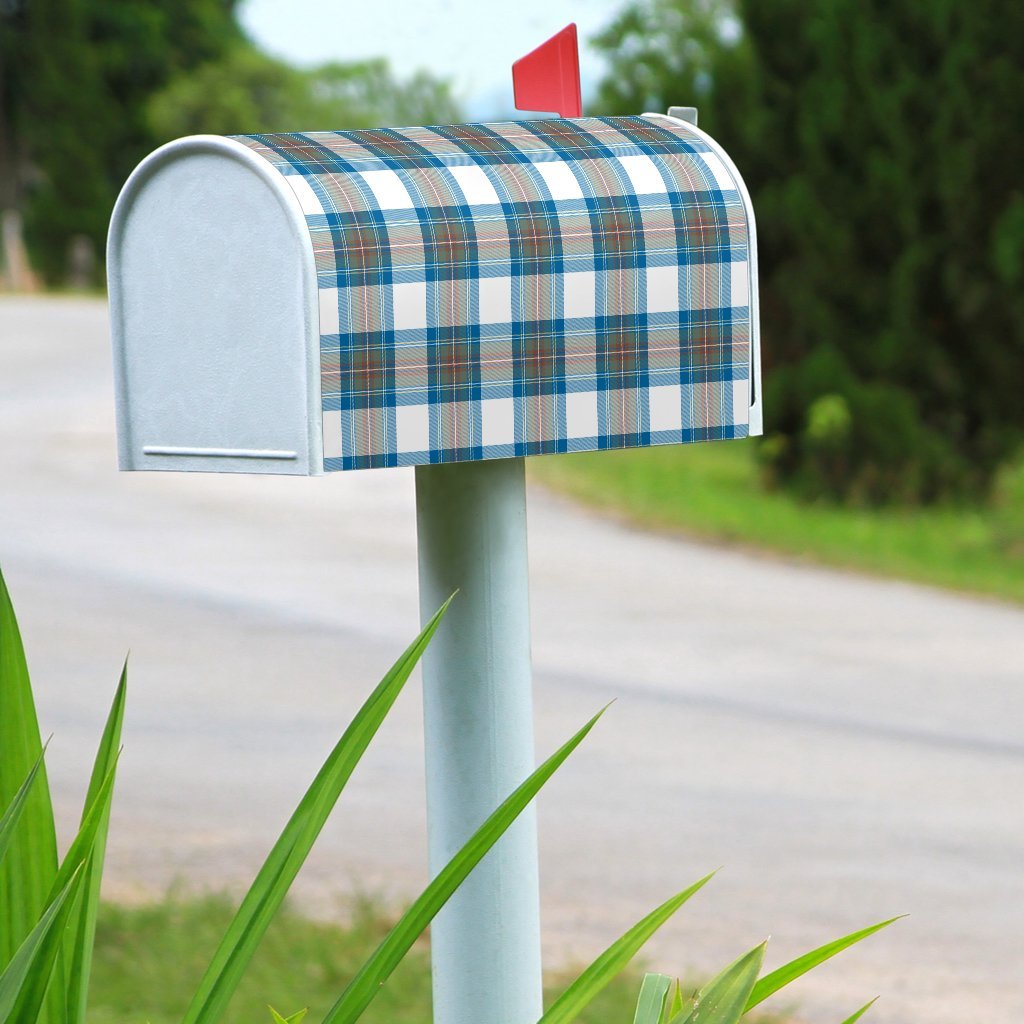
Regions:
[[671, 943, 765, 1024], [49, 763, 119, 905], [183, 599, 453, 1024], [0, 868, 84, 1024], [66, 663, 127, 1024], [540, 873, 715, 1024], [12, 762, 119, 1022], [321, 708, 607, 1024], [633, 974, 672, 1024], [839, 998, 878, 1024], [745, 918, 901, 1012], [0, 567, 59, 1019], [0, 750, 46, 869]]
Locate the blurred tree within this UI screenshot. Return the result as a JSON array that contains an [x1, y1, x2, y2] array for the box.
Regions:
[[594, 0, 1024, 504], [147, 47, 463, 139], [1, 0, 242, 284], [145, 45, 310, 140], [1, 2, 462, 287], [300, 60, 464, 130]]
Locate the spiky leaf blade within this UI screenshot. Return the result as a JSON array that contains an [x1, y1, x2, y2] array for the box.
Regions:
[[840, 998, 878, 1024], [183, 599, 452, 1024], [66, 664, 127, 1024], [666, 980, 684, 1021], [539, 874, 713, 1024], [670, 944, 765, 1024], [321, 709, 606, 1024], [633, 973, 672, 1024], [745, 919, 901, 1012], [12, 762, 118, 1022], [0, 751, 46, 870], [0, 567, 61, 1024], [0, 868, 84, 1024]]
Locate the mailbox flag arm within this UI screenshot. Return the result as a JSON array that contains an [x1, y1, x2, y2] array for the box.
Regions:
[[512, 24, 583, 117]]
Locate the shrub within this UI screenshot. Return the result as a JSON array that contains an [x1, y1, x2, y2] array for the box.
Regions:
[[594, 0, 1024, 505]]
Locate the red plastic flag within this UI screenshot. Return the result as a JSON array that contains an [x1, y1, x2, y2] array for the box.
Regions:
[[512, 24, 583, 118]]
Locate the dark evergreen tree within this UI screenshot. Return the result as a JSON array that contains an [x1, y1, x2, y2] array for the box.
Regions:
[[595, 0, 1024, 503], [0, 0, 242, 283], [0, 0, 463, 287]]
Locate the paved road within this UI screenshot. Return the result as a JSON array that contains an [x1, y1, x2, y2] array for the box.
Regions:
[[1, 296, 1022, 1022]]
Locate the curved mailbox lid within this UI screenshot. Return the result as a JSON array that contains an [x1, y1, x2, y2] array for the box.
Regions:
[[234, 115, 759, 472]]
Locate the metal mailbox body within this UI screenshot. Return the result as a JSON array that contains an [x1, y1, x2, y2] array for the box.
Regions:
[[109, 114, 760, 475]]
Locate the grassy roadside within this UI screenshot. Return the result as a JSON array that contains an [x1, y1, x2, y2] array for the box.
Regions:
[[530, 440, 1024, 604], [88, 895, 648, 1024]]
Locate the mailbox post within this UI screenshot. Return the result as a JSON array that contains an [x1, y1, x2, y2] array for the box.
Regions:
[[107, 26, 760, 1024], [417, 458, 541, 1022]]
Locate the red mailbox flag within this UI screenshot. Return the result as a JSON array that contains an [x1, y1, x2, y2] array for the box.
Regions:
[[512, 24, 583, 118]]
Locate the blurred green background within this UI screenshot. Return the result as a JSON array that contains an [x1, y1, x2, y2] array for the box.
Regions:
[[1, 0, 1022, 596]]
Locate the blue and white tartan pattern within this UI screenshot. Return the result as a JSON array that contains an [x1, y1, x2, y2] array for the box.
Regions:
[[234, 116, 753, 471]]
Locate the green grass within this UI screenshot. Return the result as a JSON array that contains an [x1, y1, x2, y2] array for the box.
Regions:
[[530, 440, 1024, 604], [86, 895, 646, 1024]]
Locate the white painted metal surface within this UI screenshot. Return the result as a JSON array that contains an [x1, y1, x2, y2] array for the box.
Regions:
[[415, 458, 542, 1024], [107, 136, 322, 476]]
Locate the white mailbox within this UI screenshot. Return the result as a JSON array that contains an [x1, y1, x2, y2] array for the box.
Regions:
[[108, 113, 760, 475], [105, 56, 767, 1024]]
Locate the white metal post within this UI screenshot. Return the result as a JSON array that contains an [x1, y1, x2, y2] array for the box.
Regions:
[[415, 457, 543, 1024]]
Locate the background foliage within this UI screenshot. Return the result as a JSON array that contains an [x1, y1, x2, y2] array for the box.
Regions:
[[1, 0, 243, 282], [3, 0, 1021, 507], [0, 0, 462, 286], [146, 50, 462, 142], [594, 0, 1024, 504]]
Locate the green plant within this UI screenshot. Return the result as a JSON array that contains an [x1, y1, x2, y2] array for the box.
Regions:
[[254, 890, 896, 1024], [628, 966, 878, 1024], [258, 870, 896, 1023], [0, 568, 595, 1023], [0, 563, 124, 1024], [529, 889, 897, 1024], [1, 563, 899, 1024]]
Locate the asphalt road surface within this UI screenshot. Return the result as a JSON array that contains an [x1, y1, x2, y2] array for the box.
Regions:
[[1, 296, 1022, 1022]]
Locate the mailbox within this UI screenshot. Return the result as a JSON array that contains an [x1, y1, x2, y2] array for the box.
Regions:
[[106, 50, 766, 1024], [108, 113, 761, 475]]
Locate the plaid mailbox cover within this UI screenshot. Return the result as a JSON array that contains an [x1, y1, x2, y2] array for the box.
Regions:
[[235, 115, 758, 472]]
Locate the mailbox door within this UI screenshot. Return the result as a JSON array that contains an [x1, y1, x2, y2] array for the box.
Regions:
[[108, 137, 322, 475]]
